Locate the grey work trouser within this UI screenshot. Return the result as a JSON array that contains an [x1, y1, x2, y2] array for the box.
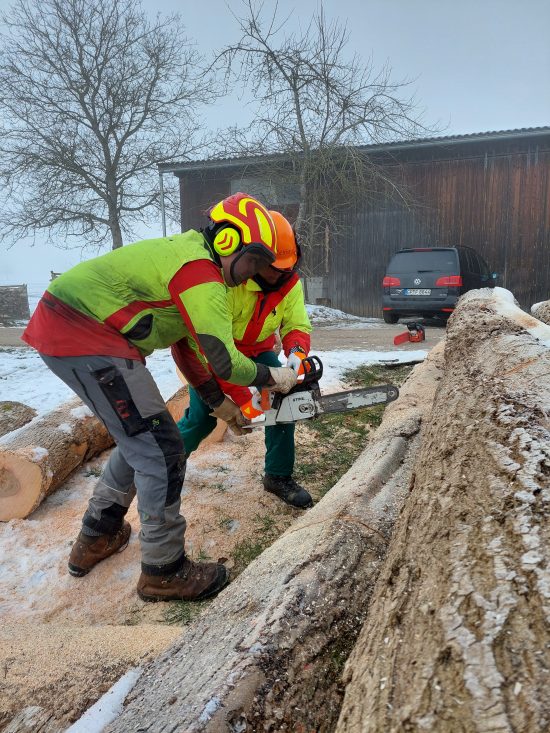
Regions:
[[40, 354, 187, 575]]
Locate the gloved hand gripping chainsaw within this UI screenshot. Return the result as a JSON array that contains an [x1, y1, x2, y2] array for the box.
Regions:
[[243, 355, 399, 427]]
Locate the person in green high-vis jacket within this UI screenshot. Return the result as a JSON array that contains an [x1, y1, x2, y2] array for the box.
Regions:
[[22, 193, 299, 604], [177, 210, 314, 509]]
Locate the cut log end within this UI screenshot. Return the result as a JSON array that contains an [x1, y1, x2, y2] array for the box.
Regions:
[[0, 453, 45, 521]]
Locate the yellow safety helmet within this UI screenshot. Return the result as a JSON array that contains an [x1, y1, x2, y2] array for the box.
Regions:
[[209, 192, 277, 263]]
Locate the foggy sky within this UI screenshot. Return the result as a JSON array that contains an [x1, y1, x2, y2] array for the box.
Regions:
[[1, 0, 549, 283]]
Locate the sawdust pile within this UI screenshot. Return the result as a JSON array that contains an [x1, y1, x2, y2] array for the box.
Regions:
[[0, 427, 305, 728]]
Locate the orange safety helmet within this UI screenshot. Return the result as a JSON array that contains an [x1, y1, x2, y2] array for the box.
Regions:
[[269, 210, 299, 270], [209, 192, 277, 263]]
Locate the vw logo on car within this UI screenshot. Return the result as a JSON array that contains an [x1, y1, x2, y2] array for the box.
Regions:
[[414, 278, 421, 285]]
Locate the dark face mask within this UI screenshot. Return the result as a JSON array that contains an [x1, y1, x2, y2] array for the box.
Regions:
[[253, 268, 295, 292]]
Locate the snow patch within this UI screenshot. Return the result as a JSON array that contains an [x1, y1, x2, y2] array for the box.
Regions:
[[31, 446, 48, 461], [66, 667, 142, 733], [306, 303, 380, 328], [70, 405, 94, 419], [198, 696, 222, 723]]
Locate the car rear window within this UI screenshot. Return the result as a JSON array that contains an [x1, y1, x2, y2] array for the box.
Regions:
[[387, 250, 458, 273]]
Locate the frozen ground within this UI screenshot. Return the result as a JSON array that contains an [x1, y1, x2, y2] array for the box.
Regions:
[[0, 346, 427, 418], [0, 298, 426, 415]]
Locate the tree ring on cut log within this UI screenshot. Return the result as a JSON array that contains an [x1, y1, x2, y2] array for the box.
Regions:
[[0, 453, 45, 520]]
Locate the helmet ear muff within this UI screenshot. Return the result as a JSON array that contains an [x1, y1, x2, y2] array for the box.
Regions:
[[213, 225, 242, 257]]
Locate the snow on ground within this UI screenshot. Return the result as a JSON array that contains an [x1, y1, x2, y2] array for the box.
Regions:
[[0, 347, 183, 416], [306, 303, 381, 328], [0, 345, 426, 417]]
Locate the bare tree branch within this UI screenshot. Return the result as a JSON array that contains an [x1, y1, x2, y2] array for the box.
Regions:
[[0, 0, 214, 249], [213, 0, 439, 274]]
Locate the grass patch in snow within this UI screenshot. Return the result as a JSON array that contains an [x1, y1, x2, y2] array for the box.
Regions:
[[231, 513, 281, 575], [295, 364, 413, 498], [163, 600, 207, 626], [343, 362, 414, 390]]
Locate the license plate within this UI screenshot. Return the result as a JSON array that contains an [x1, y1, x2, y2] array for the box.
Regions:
[[404, 288, 431, 296]]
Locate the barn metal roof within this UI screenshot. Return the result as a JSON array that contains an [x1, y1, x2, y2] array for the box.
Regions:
[[158, 126, 550, 174]]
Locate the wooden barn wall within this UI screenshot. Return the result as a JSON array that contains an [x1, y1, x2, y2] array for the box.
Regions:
[[179, 172, 233, 231], [326, 144, 550, 316], [175, 138, 550, 317]]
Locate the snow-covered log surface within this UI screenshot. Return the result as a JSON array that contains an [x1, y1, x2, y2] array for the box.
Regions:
[[337, 288, 550, 733], [0, 387, 191, 521], [106, 344, 444, 733]]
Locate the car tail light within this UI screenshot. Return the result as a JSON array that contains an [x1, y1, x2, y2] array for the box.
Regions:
[[435, 275, 463, 287], [383, 276, 401, 287]]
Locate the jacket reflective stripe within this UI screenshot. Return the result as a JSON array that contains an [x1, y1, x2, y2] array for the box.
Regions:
[[240, 274, 299, 345], [105, 299, 174, 331]]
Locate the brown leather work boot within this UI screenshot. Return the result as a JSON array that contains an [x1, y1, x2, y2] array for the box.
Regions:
[[68, 521, 132, 577], [137, 557, 229, 602]]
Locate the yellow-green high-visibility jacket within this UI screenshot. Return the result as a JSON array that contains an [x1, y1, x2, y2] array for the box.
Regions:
[[22, 230, 270, 389], [215, 273, 312, 405], [227, 273, 311, 357]]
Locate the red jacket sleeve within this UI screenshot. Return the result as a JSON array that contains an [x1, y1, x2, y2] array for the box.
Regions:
[[281, 329, 311, 356]]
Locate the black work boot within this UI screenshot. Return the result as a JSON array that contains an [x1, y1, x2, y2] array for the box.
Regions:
[[263, 474, 313, 508], [68, 521, 131, 577], [137, 557, 229, 602]]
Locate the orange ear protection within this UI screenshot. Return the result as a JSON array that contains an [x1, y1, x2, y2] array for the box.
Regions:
[[212, 225, 242, 257]]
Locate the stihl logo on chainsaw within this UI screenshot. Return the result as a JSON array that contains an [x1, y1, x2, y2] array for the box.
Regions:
[[393, 322, 426, 345]]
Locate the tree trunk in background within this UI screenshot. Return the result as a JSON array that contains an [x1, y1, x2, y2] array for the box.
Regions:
[[109, 215, 123, 249], [337, 291, 550, 733]]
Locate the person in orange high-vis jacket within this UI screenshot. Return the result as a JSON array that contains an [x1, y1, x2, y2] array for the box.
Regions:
[[176, 211, 313, 508]]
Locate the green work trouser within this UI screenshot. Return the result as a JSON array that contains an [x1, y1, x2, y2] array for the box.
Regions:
[[177, 350, 295, 477]]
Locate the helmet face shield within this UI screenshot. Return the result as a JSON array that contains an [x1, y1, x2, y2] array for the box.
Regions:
[[229, 245, 275, 286]]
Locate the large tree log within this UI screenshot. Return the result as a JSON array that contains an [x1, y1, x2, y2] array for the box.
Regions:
[[0, 385, 225, 521], [106, 345, 444, 733], [337, 289, 550, 733]]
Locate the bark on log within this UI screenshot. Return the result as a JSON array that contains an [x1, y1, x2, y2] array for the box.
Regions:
[[106, 344, 444, 733], [0, 385, 225, 521], [2, 706, 61, 733], [0, 401, 37, 438], [531, 298, 550, 325], [337, 289, 550, 733]]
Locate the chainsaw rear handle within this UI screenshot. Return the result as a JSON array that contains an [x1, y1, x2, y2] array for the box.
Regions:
[[270, 355, 324, 411]]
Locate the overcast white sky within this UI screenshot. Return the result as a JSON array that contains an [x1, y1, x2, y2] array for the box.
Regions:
[[1, 0, 549, 284]]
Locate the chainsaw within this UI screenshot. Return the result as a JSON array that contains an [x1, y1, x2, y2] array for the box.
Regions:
[[245, 356, 399, 427], [393, 322, 425, 346]]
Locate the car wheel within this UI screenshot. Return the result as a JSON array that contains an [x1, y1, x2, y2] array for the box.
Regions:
[[383, 311, 399, 324]]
